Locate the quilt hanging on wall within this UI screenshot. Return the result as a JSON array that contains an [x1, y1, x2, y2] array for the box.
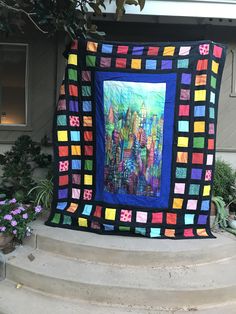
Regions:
[[46, 39, 226, 239]]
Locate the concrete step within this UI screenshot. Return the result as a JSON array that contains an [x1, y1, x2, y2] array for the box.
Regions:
[[5, 246, 236, 309], [27, 221, 236, 266], [1, 280, 236, 314]]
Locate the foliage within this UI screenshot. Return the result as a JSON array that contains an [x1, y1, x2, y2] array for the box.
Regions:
[[0, 198, 42, 241], [0, 135, 52, 202], [212, 159, 236, 206], [212, 196, 236, 236], [28, 178, 53, 210], [0, 0, 145, 39]]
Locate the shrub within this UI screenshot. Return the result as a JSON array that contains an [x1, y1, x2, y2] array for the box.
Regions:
[[213, 159, 236, 205]]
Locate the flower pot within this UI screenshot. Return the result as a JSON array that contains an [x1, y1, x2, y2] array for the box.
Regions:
[[0, 233, 13, 248], [0, 234, 14, 254]]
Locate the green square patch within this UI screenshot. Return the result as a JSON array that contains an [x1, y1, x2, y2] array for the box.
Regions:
[[85, 160, 93, 171], [51, 213, 61, 224], [68, 69, 77, 81], [82, 86, 91, 97], [189, 184, 200, 195], [193, 137, 205, 148], [86, 55, 96, 67], [177, 59, 189, 68], [211, 76, 216, 89], [119, 226, 130, 232], [57, 115, 67, 126], [176, 167, 187, 179]]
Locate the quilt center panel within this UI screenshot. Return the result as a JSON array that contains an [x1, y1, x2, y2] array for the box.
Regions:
[[104, 80, 166, 198]]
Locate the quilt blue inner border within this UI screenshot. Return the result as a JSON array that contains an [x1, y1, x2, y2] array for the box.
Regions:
[[95, 71, 177, 208]]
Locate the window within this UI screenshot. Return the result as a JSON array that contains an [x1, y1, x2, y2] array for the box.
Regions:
[[0, 43, 28, 125]]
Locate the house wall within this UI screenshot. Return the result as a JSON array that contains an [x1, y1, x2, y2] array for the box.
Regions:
[[0, 22, 235, 168]]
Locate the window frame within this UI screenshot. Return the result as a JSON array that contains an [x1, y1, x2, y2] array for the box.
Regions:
[[0, 42, 31, 129]]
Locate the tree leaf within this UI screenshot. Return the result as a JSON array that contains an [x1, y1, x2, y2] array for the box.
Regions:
[[138, 0, 145, 10]]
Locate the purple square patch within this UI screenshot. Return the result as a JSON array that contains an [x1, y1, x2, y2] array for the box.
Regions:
[[58, 188, 68, 199], [161, 60, 172, 70], [181, 73, 191, 85], [198, 215, 207, 224], [191, 168, 202, 180], [132, 46, 144, 55], [69, 100, 79, 112]]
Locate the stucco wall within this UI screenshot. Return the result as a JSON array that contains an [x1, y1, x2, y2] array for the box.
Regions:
[[0, 23, 236, 167]]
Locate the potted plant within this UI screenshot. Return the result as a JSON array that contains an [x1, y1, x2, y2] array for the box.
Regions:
[[0, 198, 42, 253]]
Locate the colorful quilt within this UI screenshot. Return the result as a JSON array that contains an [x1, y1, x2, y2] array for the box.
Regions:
[[46, 39, 226, 239]]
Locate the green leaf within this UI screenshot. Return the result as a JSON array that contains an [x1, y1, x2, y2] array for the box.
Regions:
[[137, 0, 145, 10]]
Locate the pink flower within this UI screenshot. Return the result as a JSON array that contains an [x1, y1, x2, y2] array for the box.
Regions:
[[4, 214, 13, 221], [11, 220, 17, 227], [13, 230, 17, 235], [9, 198, 17, 204], [0, 226, 6, 232], [35, 205, 42, 213], [22, 213, 28, 219]]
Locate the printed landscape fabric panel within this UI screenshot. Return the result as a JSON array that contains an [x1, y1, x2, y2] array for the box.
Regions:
[[46, 39, 226, 239]]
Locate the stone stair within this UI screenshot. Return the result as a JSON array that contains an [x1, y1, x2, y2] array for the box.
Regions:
[[0, 220, 236, 314]]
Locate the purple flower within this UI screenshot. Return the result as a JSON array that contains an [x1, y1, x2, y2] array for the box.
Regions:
[[13, 230, 17, 235], [18, 206, 25, 212], [11, 220, 17, 227], [11, 208, 21, 215], [0, 226, 6, 232], [9, 198, 17, 204], [0, 200, 6, 205], [35, 205, 42, 213], [4, 214, 13, 221], [22, 213, 28, 219]]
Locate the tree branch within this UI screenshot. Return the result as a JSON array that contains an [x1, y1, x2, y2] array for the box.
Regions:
[[0, 0, 48, 34]]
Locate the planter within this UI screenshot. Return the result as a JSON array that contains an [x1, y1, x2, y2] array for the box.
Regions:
[[0, 233, 14, 254]]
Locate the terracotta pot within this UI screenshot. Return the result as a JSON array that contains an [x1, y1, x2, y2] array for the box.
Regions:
[[0, 233, 14, 249], [211, 201, 217, 216]]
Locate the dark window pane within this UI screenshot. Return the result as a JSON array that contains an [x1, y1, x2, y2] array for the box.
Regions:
[[0, 44, 27, 125]]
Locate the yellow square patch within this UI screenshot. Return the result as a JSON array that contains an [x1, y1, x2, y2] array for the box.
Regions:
[[177, 137, 189, 147], [78, 217, 88, 227], [131, 59, 141, 69], [173, 198, 183, 209], [203, 185, 211, 196], [194, 90, 206, 101], [212, 61, 219, 74], [84, 174, 93, 185], [105, 208, 116, 220], [71, 145, 81, 155], [163, 46, 175, 56], [57, 131, 68, 142], [68, 54, 77, 66], [194, 121, 205, 133], [87, 41, 98, 52]]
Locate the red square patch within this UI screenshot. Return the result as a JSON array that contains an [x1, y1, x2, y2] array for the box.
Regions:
[[167, 213, 177, 225], [152, 212, 163, 223], [147, 47, 159, 56], [208, 139, 214, 150], [184, 228, 194, 237], [116, 58, 127, 68], [117, 45, 129, 54], [94, 206, 102, 217], [192, 153, 204, 164], [179, 105, 190, 116], [58, 146, 68, 157], [84, 145, 93, 156], [59, 175, 69, 186], [197, 59, 208, 71], [84, 131, 93, 141]]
